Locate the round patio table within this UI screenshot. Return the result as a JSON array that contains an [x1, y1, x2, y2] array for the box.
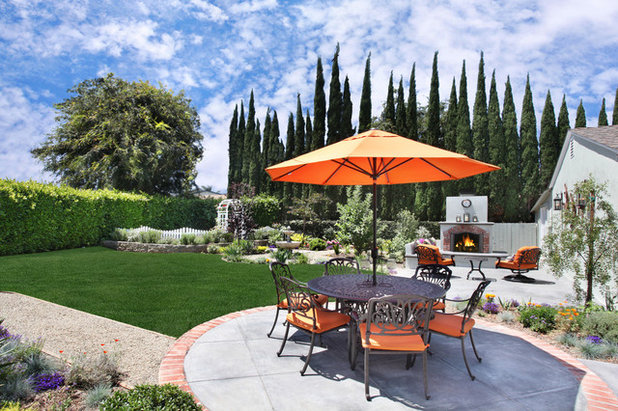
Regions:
[[307, 274, 446, 302]]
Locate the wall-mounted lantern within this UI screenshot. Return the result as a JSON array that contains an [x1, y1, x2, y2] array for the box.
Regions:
[[553, 193, 563, 211], [463, 213, 470, 222]]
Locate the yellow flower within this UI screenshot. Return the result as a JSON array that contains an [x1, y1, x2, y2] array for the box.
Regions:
[[569, 316, 574, 320], [574, 312, 579, 316]]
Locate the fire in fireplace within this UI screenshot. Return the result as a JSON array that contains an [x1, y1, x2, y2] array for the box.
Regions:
[[453, 233, 481, 253]]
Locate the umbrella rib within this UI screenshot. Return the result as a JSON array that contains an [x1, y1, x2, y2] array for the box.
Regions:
[[332, 158, 373, 177], [420, 158, 455, 179], [378, 157, 414, 177], [270, 164, 306, 181], [324, 161, 346, 184]]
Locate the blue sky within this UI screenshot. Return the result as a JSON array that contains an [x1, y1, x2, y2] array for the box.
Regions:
[[1, 0, 617, 193]]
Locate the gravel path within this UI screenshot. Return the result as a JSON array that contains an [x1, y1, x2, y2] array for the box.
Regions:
[[0, 291, 175, 388]]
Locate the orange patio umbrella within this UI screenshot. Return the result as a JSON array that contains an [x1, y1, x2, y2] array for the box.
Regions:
[[266, 129, 500, 285]]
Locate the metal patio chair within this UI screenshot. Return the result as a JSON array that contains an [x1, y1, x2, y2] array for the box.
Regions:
[[350, 294, 434, 401], [277, 276, 350, 375], [427, 280, 490, 380], [495, 246, 541, 283]]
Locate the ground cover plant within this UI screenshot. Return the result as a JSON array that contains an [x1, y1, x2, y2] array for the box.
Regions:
[[0, 247, 324, 338]]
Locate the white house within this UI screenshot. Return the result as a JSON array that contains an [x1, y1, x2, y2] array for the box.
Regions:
[[532, 125, 618, 245]]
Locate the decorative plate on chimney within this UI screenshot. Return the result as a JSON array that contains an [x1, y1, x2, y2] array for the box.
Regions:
[[461, 199, 472, 208]]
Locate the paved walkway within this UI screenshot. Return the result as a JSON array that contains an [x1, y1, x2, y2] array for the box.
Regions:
[[161, 304, 618, 410]]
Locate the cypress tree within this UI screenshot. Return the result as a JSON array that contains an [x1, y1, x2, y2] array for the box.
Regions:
[[423, 51, 442, 221], [242, 91, 256, 185], [406, 63, 418, 140], [249, 119, 262, 191], [294, 95, 305, 198], [283, 113, 295, 201], [261, 109, 272, 194], [235, 101, 246, 185], [395, 77, 407, 136], [519, 75, 540, 218], [502, 77, 521, 221], [383, 72, 396, 130], [557, 94, 570, 147], [487, 71, 506, 221], [598, 98, 608, 126], [539, 91, 558, 189], [342, 76, 355, 138], [358, 53, 372, 133], [442, 77, 459, 201], [304, 110, 314, 198], [613, 88, 618, 125], [379, 72, 396, 219], [270, 111, 284, 197], [406, 63, 418, 212], [227, 105, 239, 192], [313, 57, 326, 150], [456, 60, 473, 193], [575, 100, 586, 127], [472, 52, 489, 195], [327, 44, 343, 144]]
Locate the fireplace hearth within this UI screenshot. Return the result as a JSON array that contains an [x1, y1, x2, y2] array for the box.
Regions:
[[453, 232, 481, 253], [440, 195, 494, 253]]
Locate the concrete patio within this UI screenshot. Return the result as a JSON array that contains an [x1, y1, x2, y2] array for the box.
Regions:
[[160, 265, 618, 411]]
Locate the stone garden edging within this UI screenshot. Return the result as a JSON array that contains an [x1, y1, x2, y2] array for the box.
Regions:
[[102, 240, 212, 254]]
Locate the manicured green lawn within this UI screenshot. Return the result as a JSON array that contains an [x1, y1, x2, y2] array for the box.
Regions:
[[0, 247, 324, 337]]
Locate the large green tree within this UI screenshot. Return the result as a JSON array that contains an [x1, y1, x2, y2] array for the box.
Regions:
[[442, 77, 459, 201], [502, 76, 522, 221], [242, 90, 256, 184], [456, 61, 473, 194], [358, 53, 372, 133], [487, 71, 506, 220], [327, 44, 343, 145], [423, 51, 442, 221], [383, 72, 396, 130], [32, 73, 203, 195], [613, 88, 618, 125], [598, 98, 608, 126], [557, 94, 570, 148], [261, 110, 272, 193], [575, 99, 587, 127], [539, 90, 558, 189], [395, 78, 407, 136], [472, 52, 489, 194], [227, 104, 239, 192], [519, 75, 540, 218], [342, 76, 355, 138], [236, 102, 246, 184], [313, 57, 326, 150], [406, 63, 418, 140]]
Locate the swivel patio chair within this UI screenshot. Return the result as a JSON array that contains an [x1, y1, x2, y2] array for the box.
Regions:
[[412, 265, 452, 312], [414, 244, 455, 276], [495, 246, 541, 283], [277, 276, 350, 375], [267, 262, 328, 338], [427, 280, 490, 380], [350, 294, 434, 401]]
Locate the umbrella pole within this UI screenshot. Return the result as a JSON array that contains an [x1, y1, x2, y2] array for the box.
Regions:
[[372, 180, 377, 286]]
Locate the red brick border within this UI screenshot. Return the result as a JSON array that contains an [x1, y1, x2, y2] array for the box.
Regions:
[[159, 307, 618, 410], [158, 306, 274, 410]]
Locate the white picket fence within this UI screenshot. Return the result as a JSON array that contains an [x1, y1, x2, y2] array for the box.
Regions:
[[126, 225, 208, 240]]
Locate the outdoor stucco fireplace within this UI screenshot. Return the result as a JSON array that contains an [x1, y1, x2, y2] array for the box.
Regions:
[[440, 195, 493, 253]]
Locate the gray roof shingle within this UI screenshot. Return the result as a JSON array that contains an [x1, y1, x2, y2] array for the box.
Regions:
[[571, 125, 618, 152]]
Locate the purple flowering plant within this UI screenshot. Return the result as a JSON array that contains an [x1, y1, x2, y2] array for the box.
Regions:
[[585, 335, 603, 344], [31, 372, 65, 392], [482, 302, 500, 314]]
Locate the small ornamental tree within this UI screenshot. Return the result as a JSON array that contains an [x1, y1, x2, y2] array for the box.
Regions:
[[543, 177, 618, 306], [336, 186, 374, 255]]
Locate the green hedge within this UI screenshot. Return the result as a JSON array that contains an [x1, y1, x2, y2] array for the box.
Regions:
[[0, 179, 218, 256]]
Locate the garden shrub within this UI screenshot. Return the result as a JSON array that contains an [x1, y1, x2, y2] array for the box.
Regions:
[[292, 253, 309, 264], [83, 383, 112, 409], [137, 230, 161, 244], [271, 249, 292, 263], [582, 311, 618, 343], [249, 194, 282, 227], [0, 179, 218, 256], [309, 238, 326, 251], [100, 384, 200, 411], [180, 234, 197, 245], [65, 352, 122, 389], [519, 305, 557, 333], [287, 219, 337, 238]]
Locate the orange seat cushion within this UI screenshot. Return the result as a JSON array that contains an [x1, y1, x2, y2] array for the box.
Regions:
[[495, 260, 537, 270], [428, 313, 474, 337], [418, 244, 453, 266], [439, 258, 454, 266], [359, 323, 428, 351], [433, 301, 445, 311], [287, 309, 350, 333]]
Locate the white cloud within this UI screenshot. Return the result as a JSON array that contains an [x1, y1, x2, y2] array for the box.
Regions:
[[0, 86, 56, 182], [189, 0, 228, 22], [229, 0, 278, 14]]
